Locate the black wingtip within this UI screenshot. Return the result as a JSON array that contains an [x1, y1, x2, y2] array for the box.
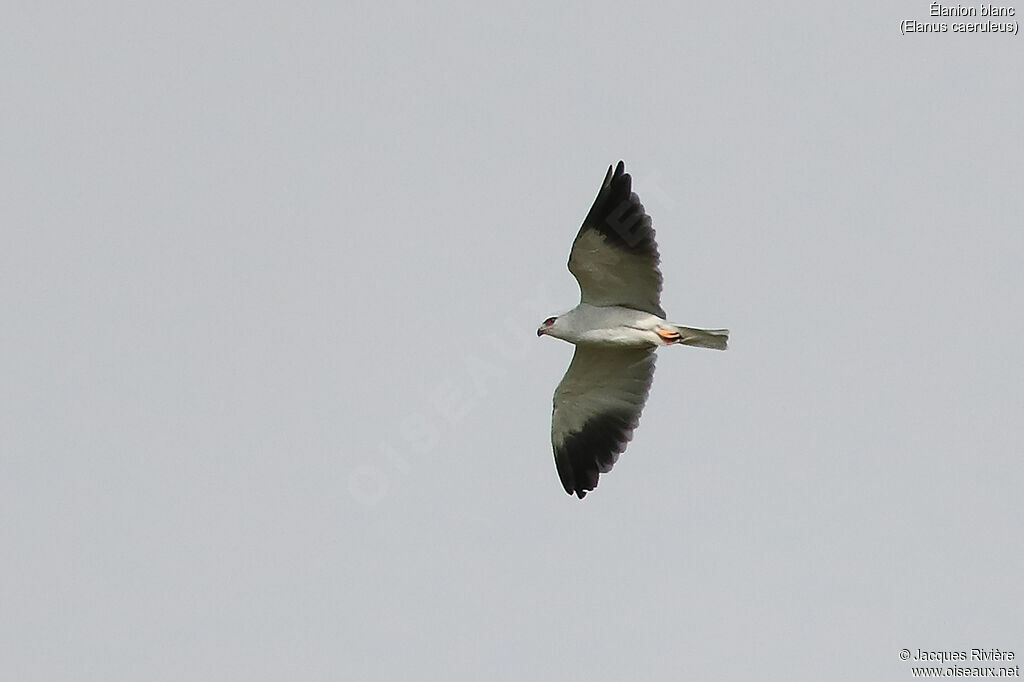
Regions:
[[580, 160, 656, 258], [555, 411, 638, 500], [602, 161, 627, 188]]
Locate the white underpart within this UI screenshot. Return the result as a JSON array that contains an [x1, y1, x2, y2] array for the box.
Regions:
[[548, 303, 667, 347]]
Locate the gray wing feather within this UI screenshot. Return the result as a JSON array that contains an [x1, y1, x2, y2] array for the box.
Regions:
[[551, 346, 656, 498], [567, 161, 665, 317]]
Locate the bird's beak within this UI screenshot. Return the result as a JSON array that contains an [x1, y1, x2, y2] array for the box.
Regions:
[[536, 326, 546, 337]]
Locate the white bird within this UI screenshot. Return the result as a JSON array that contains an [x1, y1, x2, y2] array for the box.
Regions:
[[537, 161, 729, 498]]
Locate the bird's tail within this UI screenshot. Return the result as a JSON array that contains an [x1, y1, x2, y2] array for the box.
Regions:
[[669, 325, 729, 350]]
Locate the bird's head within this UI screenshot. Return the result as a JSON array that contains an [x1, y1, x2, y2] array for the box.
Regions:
[[536, 316, 558, 337]]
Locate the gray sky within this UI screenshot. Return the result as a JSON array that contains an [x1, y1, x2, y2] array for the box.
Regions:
[[3, 2, 1022, 680]]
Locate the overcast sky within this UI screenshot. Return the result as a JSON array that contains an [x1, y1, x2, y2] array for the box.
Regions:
[[3, 2, 1022, 681]]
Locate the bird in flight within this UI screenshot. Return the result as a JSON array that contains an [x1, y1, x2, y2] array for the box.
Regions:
[[537, 161, 729, 498]]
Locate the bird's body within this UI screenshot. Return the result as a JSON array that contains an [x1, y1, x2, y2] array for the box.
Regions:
[[537, 161, 729, 498], [544, 304, 664, 347], [543, 303, 728, 349]]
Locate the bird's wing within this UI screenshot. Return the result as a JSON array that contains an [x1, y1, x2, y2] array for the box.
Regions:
[[551, 346, 656, 498], [567, 161, 665, 318]]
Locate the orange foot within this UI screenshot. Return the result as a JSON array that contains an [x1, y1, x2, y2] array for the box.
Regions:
[[656, 328, 681, 344]]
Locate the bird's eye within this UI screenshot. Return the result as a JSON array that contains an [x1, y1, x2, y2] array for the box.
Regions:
[[544, 317, 557, 326]]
